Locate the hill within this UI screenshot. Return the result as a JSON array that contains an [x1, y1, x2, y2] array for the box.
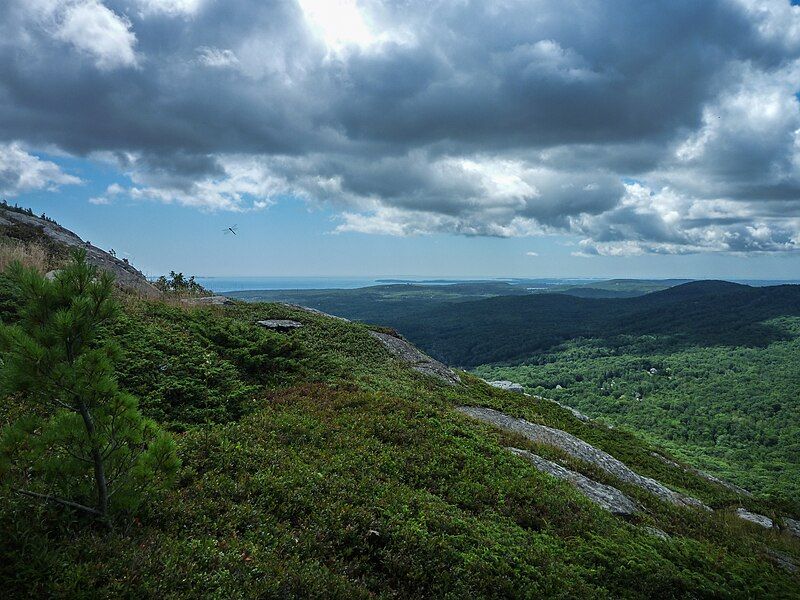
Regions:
[[384, 281, 800, 367], [1, 213, 799, 596], [0, 203, 160, 298], [225, 278, 691, 322], [1, 285, 799, 596], [229, 281, 800, 501]]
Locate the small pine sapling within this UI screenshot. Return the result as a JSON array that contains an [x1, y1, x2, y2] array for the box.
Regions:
[[0, 249, 179, 524]]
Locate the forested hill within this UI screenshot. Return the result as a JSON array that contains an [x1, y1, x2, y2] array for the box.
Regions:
[[387, 281, 800, 367]]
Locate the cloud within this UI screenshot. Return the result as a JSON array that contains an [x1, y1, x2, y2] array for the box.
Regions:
[[14, 0, 138, 71], [135, 0, 205, 18], [526, 251, 539, 257], [195, 46, 240, 68], [571, 183, 800, 255], [88, 182, 124, 205], [0, 142, 81, 196], [1, 0, 800, 253], [120, 154, 284, 211]]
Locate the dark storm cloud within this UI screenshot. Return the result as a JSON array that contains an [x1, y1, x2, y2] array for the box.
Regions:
[[1, 0, 799, 252]]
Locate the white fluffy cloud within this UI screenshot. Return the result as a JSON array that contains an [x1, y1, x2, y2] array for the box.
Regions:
[[51, 1, 138, 69], [121, 155, 286, 211], [0, 143, 81, 196]]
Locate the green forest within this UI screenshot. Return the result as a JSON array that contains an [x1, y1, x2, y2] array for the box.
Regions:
[[474, 317, 800, 502]]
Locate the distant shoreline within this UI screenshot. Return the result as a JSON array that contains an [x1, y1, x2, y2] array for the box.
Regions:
[[157, 276, 800, 294]]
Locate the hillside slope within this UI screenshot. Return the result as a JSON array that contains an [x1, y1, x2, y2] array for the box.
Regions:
[[387, 281, 800, 367], [0, 204, 160, 297], [1, 287, 799, 596], [1, 216, 799, 596]]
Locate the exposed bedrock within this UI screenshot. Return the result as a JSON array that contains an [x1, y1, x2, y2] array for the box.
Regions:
[[457, 406, 709, 510], [369, 331, 461, 385], [507, 447, 638, 517]]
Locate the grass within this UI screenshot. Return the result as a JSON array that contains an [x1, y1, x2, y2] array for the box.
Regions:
[[0, 238, 51, 273], [1, 290, 799, 597]]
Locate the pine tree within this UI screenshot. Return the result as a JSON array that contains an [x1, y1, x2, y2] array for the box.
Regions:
[[0, 249, 179, 523]]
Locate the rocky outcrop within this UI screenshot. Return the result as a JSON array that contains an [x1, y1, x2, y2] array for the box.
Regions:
[[257, 319, 303, 332], [735, 508, 773, 529], [783, 517, 800, 539], [369, 331, 460, 385], [457, 406, 709, 510], [0, 207, 160, 298], [507, 447, 638, 517], [183, 295, 237, 306], [696, 471, 752, 497], [764, 548, 799, 574], [650, 452, 752, 497], [642, 526, 670, 540], [486, 380, 525, 394], [532, 394, 591, 422]]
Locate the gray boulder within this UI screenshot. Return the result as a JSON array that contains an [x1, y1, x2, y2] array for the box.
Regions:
[[257, 319, 303, 332], [735, 508, 773, 529], [457, 406, 709, 510], [486, 380, 525, 394], [369, 331, 460, 385], [183, 295, 237, 306], [507, 447, 638, 517]]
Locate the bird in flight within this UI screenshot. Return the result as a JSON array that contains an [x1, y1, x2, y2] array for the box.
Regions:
[[224, 225, 238, 235]]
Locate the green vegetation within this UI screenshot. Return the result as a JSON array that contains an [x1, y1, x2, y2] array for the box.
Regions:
[[231, 281, 800, 367], [111, 300, 300, 428], [153, 271, 212, 297], [474, 320, 800, 501], [1, 266, 799, 595], [0, 251, 179, 521], [236, 280, 800, 507], [386, 281, 800, 367]]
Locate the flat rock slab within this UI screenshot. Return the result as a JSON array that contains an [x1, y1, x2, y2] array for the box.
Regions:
[[507, 447, 638, 517], [257, 319, 303, 332], [696, 470, 752, 497], [736, 508, 773, 529], [764, 548, 799, 574], [369, 331, 460, 386], [457, 406, 709, 510], [486, 380, 525, 394]]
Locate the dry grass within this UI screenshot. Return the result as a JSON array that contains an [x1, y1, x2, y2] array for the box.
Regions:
[[0, 238, 52, 273]]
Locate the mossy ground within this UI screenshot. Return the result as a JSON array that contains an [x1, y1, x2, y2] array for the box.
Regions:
[[1, 298, 799, 598]]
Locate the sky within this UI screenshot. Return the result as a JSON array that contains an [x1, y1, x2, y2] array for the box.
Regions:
[[2, 0, 800, 279]]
